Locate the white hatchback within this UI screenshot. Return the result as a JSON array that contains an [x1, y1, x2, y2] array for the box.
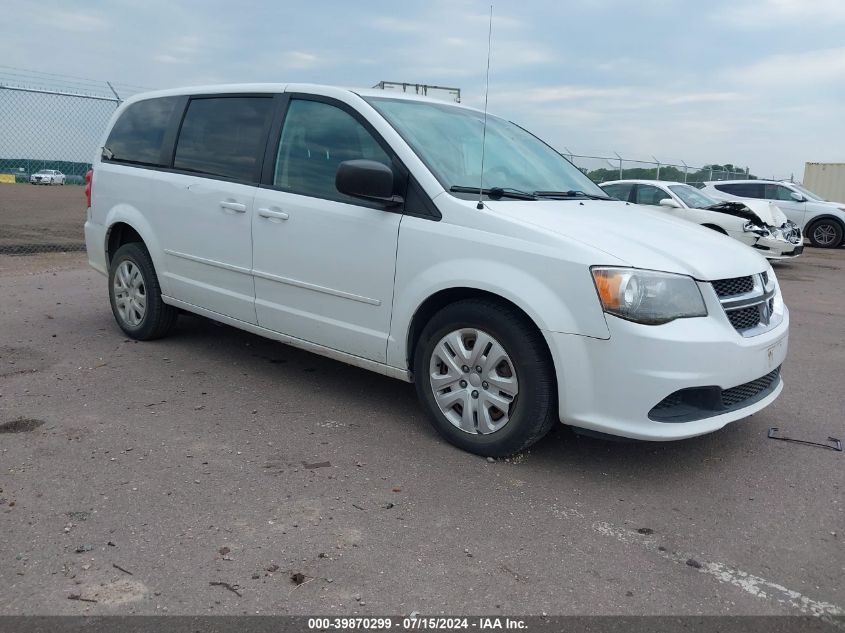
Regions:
[[84, 84, 789, 455], [600, 179, 803, 260]]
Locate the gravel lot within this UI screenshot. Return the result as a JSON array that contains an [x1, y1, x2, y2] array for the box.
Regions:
[[0, 184, 85, 253], [0, 232, 843, 619]]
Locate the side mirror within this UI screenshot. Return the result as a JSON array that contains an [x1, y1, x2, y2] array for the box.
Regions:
[[659, 198, 681, 209], [790, 192, 806, 202], [336, 160, 403, 206]]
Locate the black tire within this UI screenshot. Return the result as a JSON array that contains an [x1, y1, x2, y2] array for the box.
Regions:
[[108, 242, 177, 340], [807, 219, 844, 248], [413, 298, 557, 457]]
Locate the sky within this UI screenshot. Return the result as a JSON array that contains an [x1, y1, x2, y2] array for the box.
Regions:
[[1, 0, 843, 179]]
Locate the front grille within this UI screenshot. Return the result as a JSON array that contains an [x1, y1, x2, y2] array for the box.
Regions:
[[728, 305, 763, 331], [712, 272, 778, 337], [721, 367, 781, 407], [712, 276, 754, 297], [649, 366, 782, 422]]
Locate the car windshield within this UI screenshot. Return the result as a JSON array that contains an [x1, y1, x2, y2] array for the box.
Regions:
[[790, 183, 825, 201], [364, 97, 606, 199], [35, 170, 51, 175], [667, 184, 719, 209]]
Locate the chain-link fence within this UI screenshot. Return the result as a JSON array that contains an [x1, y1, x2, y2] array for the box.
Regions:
[[0, 67, 148, 255], [2, 67, 788, 257], [559, 151, 753, 187]]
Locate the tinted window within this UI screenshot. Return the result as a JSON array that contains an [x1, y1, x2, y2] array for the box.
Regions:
[[174, 97, 272, 182], [715, 183, 764, 198], [601, 183, 633, 201], [764, 184, 796, 201], [274, 99, 393, 204], [105, 97, 179, 166], [634, 184, 669, 206]]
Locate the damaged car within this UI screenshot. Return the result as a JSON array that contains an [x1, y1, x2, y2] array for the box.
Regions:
[[599, 180, 803, 260]]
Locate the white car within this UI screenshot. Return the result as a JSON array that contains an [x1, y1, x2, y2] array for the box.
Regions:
[[700, 180, 845, 248], [84, 84, 788, 456], [599, 180, 803, 260], [30, 169, 66, 185]]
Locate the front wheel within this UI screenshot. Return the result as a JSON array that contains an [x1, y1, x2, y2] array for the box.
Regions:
[[108, 243, 177, 340], [413, 298, 558, 457], [807, 219, 843, 248]]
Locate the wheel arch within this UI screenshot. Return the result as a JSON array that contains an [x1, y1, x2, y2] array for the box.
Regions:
[[806, 214, 845, 245], [102, 208, 169, 294], [702, 223, 729, 235], [106, 222, 145, 264], [405, 287, 558, 384]]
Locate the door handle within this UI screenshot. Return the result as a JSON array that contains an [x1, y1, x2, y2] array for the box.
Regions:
[[220, 201, 247, 213], [257, 208, 289, 221]]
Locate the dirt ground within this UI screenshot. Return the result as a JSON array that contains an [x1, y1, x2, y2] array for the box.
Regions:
[[0, 243, 843, 620], [0, 184, 86, 253]]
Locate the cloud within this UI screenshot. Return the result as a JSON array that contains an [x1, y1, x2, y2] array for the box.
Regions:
[[666, 92, 746, 105], [44, 10, 107, 32], [717, 0, 845, 28], [282, 51, 322, 70], [720, 47, 845, 85]]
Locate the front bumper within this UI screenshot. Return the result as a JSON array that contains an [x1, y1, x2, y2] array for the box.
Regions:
[[756, 242, 803, 260], [544, 304, 789, 441]]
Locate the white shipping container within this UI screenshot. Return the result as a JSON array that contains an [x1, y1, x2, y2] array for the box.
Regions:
[[803, 162, 845, 203]]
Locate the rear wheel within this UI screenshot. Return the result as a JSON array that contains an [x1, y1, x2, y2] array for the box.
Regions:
[[807, 219, 843, 248], [108, 243, 177, 340], [413, 298, 557, 457]]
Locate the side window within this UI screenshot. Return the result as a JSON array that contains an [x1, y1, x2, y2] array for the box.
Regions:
[[634, 184, 668, 206], [716, 183, 764, 198], [766, 184, 795, 201], [601, 183, 633, 201], [105, 97, 180, 166], [173, 96, 273, 182], [274, 99, 393, 204]]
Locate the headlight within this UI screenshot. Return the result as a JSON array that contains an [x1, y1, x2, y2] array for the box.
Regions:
[[591, 267, 707, 325]]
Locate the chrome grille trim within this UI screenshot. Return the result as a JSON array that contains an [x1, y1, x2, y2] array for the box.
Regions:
[[712, 272, 781, 337]]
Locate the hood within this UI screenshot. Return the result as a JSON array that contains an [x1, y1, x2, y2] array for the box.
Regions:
[[714, 199, 788, 226], [483, 199, 768, 280]]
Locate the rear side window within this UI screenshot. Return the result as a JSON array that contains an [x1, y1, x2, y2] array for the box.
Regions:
[[105, 97, 179, 166], [601, 183, 633, 201], [174, 97, 273, 182], [714, 183, 764, 198]]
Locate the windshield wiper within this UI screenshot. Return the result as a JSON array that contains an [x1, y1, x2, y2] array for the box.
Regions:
[[450, 186, 537, 201], [533, 190, 613, 200]]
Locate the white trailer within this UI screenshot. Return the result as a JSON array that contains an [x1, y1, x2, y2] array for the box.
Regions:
[[803, 162, 845, 202]]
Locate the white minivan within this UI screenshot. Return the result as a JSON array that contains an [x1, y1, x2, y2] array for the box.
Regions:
[[84, 84, 789, 456]]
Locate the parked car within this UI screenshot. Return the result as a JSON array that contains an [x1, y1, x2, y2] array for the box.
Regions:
[[30, 169, 66, 185], [599, 180, 803, 260], [700, 180, 845, 248], [84, 84, 788, 456]]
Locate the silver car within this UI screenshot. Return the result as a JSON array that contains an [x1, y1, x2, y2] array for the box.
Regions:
[[30, 169, 66, 185]]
